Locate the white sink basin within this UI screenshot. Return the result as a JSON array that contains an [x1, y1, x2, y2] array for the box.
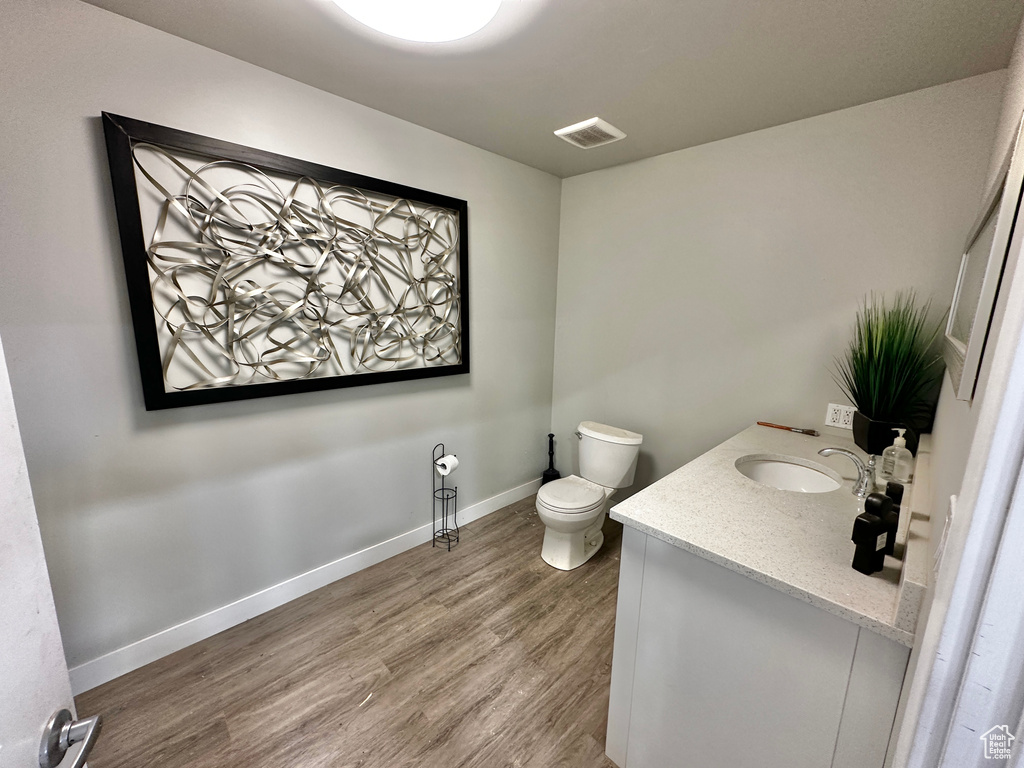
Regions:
[[735, 454, 842, 493]]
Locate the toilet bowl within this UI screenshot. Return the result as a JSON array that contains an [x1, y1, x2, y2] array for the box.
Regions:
[[536, 475, 611, 570], [536, 421, 643, 570]]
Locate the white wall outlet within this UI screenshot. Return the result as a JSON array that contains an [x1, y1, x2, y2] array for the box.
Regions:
[[825, 403, 856, 429]]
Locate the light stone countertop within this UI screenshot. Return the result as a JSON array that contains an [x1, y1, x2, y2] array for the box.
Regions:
[[610, 423, 917, 646]]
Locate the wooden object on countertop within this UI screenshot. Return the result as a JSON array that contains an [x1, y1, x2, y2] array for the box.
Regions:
[[757, 421, 821, 437]]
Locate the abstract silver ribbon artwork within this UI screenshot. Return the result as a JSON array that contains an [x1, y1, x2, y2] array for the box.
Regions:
[[131, 143, 463, 393]]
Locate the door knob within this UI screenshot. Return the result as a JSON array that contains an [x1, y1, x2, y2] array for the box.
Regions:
[[39, 709, 102, 768]]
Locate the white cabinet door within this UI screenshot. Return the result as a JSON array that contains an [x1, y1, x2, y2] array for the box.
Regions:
[[624, 535, 859, 768], [0, 334, 95, 767]]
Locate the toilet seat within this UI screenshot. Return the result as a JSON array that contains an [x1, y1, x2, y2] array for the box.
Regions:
[[537, 476, 605, 515]]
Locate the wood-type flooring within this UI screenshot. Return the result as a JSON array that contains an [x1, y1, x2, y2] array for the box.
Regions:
[[76, 496, 622, 768]]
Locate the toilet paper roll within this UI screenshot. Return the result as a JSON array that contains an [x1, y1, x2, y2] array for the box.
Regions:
[[435, 454, 459, 476]]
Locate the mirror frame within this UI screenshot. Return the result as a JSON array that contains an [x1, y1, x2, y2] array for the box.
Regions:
[[945, 119, 1024, 401]]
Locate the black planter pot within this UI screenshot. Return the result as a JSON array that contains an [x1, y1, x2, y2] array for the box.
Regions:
[[852, 411, 919, 456]]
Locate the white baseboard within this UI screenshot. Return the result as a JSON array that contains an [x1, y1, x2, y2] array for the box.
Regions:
[[70, 478, 540, 695]]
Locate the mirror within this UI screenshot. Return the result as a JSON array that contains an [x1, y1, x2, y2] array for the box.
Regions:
[[945, 119, 1024, 400]]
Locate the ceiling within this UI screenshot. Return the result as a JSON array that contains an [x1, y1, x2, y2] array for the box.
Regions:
[[82, 0, 1022, 178]]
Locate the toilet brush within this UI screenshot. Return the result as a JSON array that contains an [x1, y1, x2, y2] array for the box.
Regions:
[[542, 433, 561, 485]]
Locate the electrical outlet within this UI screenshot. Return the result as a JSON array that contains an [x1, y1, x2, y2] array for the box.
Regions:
[[825, 403, 856, 429]]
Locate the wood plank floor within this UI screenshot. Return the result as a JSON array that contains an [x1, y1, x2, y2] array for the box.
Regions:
[[76, 496, 622, 768]]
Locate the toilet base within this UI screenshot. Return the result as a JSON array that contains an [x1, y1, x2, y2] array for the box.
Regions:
[[540, 516, 605, 571]]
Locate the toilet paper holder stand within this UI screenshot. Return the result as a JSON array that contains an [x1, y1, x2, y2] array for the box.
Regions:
[[432, 443, 459, 550]]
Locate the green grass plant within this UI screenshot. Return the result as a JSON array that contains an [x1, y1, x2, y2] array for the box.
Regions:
[[833, 292, 944, 425]]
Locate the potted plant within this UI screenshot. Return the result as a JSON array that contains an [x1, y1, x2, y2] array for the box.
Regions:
[[832, 292, 944, 456]]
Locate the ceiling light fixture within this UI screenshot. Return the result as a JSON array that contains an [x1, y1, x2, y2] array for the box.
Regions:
[[331, 0, 503, 43]]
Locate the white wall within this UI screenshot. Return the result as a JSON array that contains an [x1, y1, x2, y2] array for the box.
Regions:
[[552, 74, 1004, 489], [928, 20, 1024, 555], [983, 21, 1024, 194], [0, 0, 561, 675], [886, 20, 1024, 763]]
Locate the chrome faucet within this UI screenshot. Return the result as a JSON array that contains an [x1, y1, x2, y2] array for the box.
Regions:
[[818, 447, 874, 498]]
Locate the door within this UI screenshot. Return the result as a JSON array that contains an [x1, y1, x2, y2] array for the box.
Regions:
[[0, 332, 97, 767]]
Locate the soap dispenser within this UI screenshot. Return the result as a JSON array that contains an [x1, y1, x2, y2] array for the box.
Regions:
[[881, 429, 913, 484]]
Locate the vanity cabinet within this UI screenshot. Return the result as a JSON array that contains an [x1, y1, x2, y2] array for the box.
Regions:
[[606, 527, 909, 768], [603, 425, 928, 768]]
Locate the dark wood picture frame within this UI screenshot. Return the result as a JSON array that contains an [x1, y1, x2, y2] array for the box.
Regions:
[[102, 113, 469, 410]]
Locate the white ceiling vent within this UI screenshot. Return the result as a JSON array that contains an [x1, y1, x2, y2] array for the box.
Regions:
[[554, 117, 626, 149]]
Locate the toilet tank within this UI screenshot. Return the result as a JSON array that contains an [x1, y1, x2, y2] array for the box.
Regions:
[[577, 421, 643, 489]]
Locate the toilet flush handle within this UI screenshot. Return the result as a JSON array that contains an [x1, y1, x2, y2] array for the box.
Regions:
[[575, 430, 582, 440]]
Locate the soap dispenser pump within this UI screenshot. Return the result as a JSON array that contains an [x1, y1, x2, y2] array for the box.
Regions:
[[881, 429, 913, 484]]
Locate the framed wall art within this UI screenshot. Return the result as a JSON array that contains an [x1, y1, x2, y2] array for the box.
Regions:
[[944, 117, 1024, 401], [102, 113, 468, 410]]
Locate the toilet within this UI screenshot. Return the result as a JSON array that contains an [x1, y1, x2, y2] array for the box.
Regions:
[[536, 421, 643, 570]]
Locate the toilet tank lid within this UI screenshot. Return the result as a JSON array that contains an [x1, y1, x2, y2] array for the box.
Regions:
[[578, 421, 643, 445]]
